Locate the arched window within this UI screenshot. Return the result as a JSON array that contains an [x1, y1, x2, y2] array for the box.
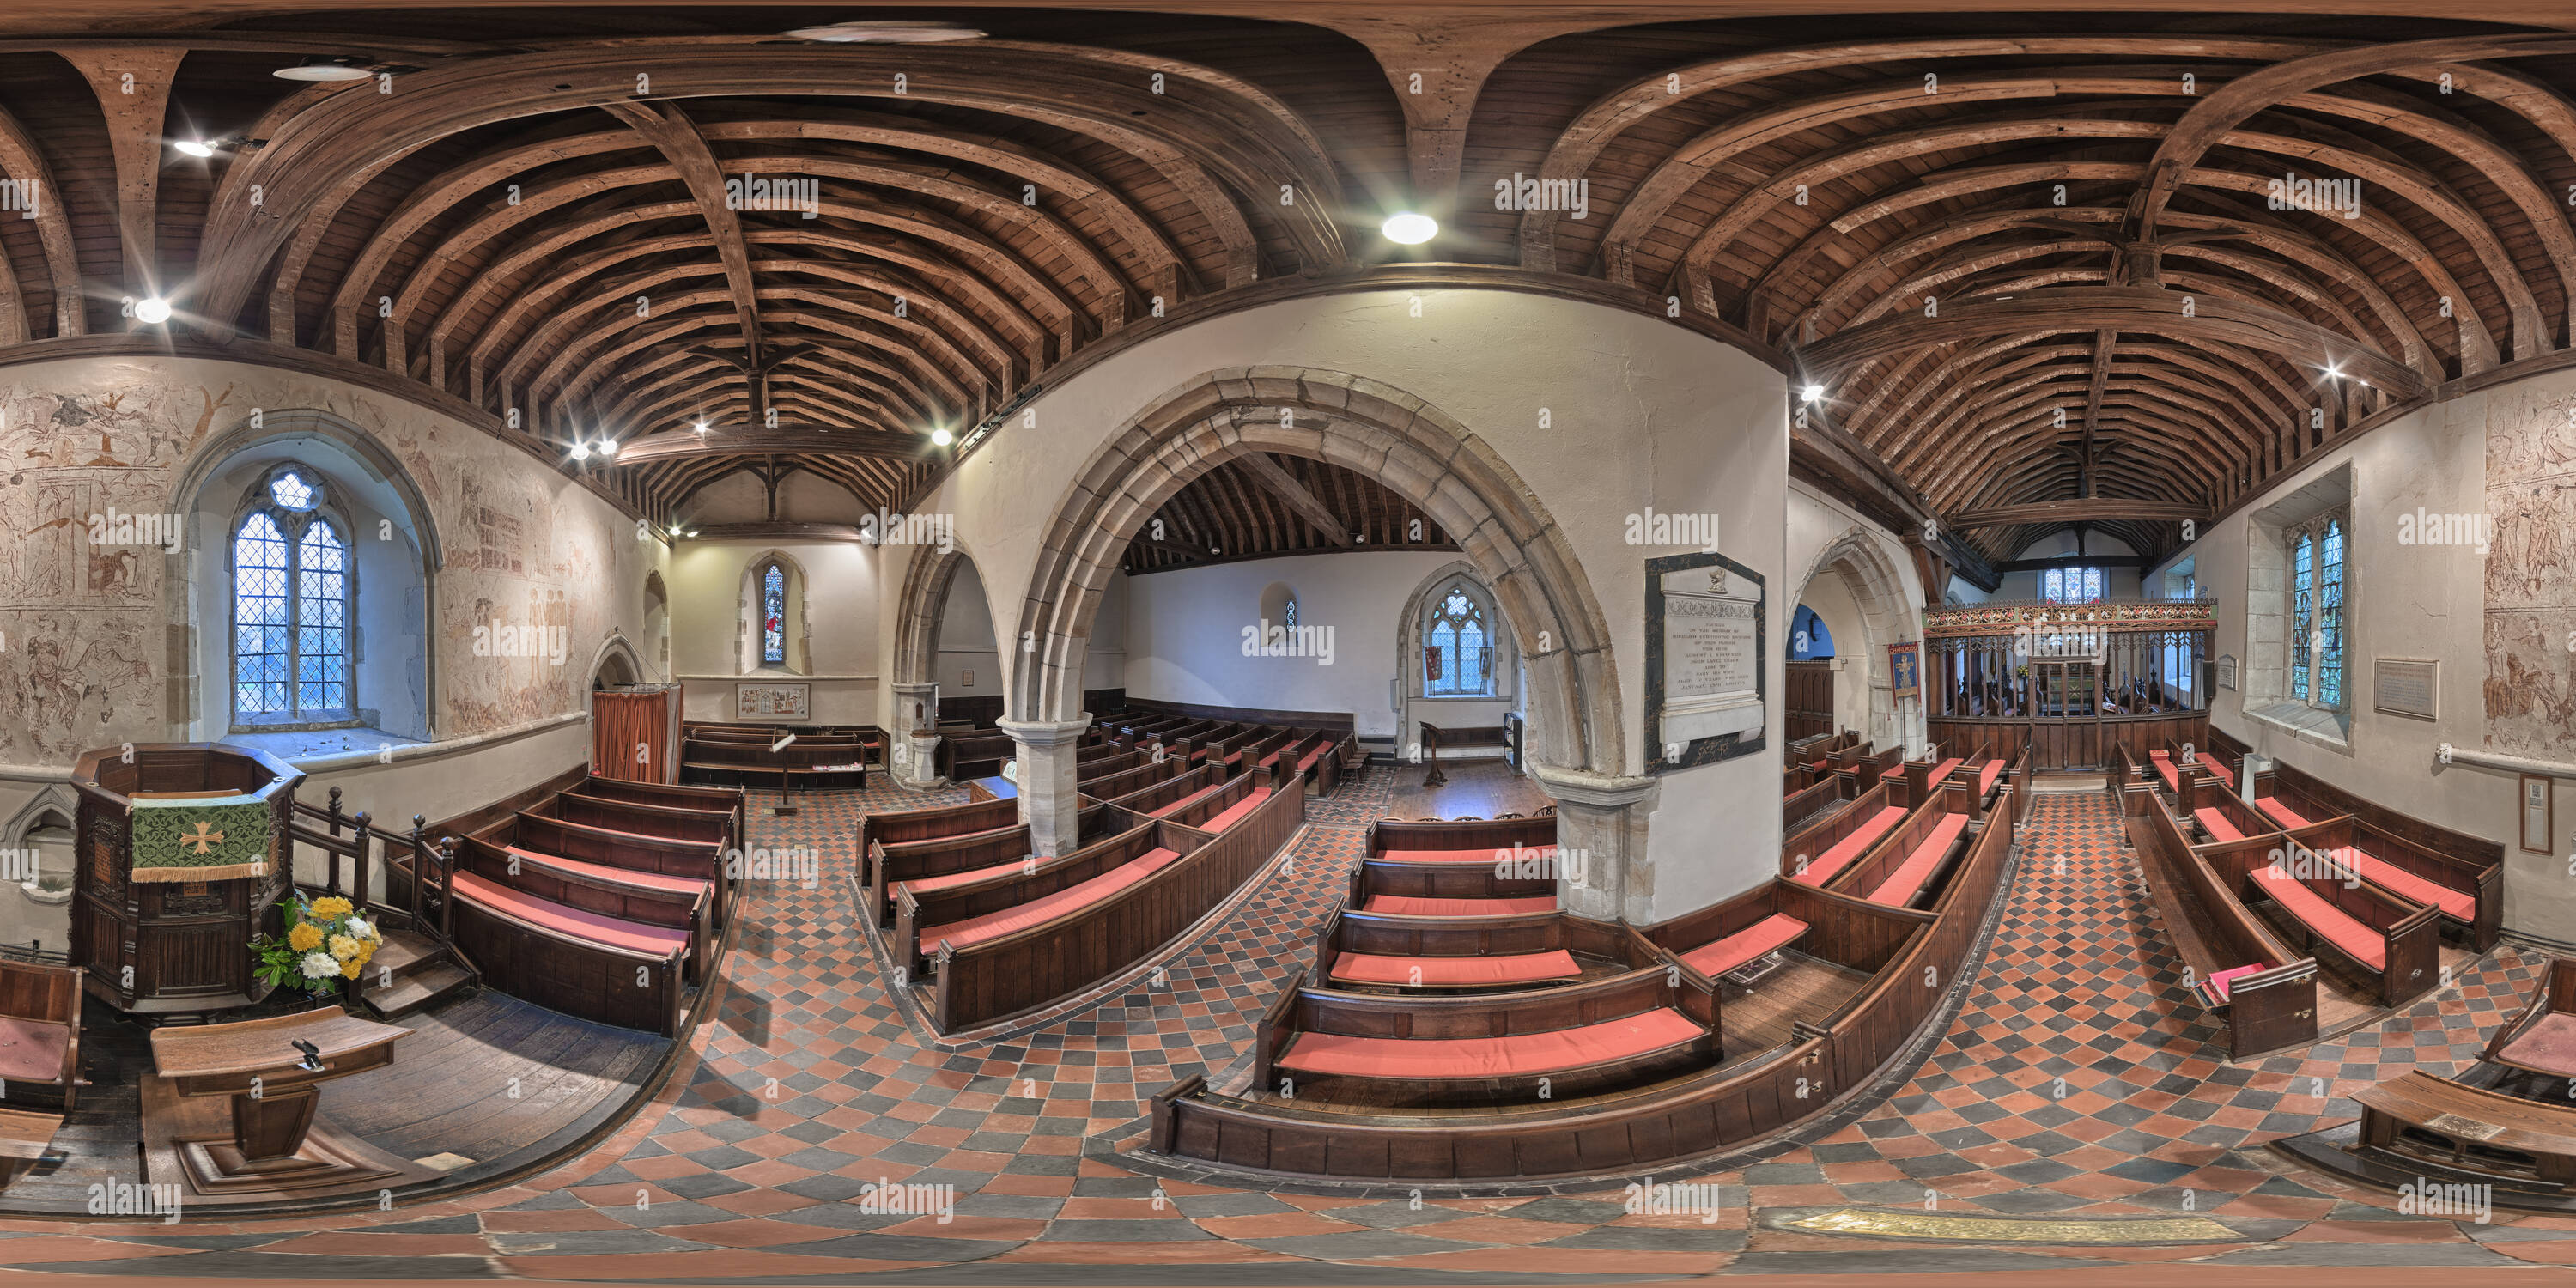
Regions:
[[2318, 519, 2345, 708], [761, 562, 786, 665], [1424, 584, 1494, 697], [1282, 597, 1297, 629], [232, 467, 351, 724], [2289, 532, 2313, 702]]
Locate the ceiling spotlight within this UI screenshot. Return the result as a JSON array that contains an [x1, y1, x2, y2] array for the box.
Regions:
[[1800, 384, 1826, 404], [1381, 212, 1437, 246], [2324, 363, 2343, 380], [595, 437, 617, 458], [132, 296, 172, 325], [783, 21, 987, 43], [275, 56, 375, 82], [568, 440, 591, 462], [693, 419, 708, 434], [173, 138, 216, 158], [929, 427, 954, 447]]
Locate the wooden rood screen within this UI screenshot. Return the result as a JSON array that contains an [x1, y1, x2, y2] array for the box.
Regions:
[[1924, 598, 2215, 771]]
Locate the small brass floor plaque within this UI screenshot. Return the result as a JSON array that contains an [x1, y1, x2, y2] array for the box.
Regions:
[[1780, 1207, 2243, 1244]]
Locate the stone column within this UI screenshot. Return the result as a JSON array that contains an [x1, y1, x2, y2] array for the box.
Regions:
[[890, 682, 944, 788], [999, 714, 1092, 857], [1528, 760, 1661, 924]]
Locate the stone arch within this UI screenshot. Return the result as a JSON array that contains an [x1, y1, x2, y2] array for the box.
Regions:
[[172, 408, 441, 742], [1012, 367, 1620, 775], [588, 634, 645, 689], [890, 544, 971, 690], [737, 549, 814, 674], [1, 785, 77, 852], [642, 569, 671, 675], [1795, 526, 1918, 755]]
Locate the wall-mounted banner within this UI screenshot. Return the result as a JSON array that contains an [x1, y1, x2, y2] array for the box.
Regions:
[[738, 682, 810, 720], [1644, 551, 1765, 774], [1887, 641, 1923, 702]]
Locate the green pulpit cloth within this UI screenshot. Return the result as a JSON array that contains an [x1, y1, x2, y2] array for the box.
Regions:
[[129, 793, 271, 882]]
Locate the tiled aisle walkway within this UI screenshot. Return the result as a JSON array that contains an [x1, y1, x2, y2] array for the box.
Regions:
[[7, 781, 2576, 1280]]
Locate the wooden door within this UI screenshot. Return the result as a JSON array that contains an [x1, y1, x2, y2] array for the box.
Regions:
[[1786, 660, 1834, 742]]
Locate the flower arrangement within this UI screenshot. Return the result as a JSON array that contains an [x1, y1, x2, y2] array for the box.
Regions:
[[251, 893, 383, 996]]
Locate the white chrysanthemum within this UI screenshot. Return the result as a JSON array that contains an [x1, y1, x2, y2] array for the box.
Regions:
[[300, 951, 339, 980], [345, 917, 374, 940]]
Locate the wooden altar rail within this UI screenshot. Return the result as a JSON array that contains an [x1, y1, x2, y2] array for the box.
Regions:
[[290, 788, 474, 977], [1929, 712, 2207, 774]]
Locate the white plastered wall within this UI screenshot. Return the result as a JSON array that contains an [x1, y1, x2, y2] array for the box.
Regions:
[[882, 289, 1789, 921]]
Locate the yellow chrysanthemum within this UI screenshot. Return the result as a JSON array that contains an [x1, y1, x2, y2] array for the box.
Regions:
[[310, 896, 354, 919], [328, 933, 361, 960], [288, 922, 325, 952], [342, 957, 362, 980]]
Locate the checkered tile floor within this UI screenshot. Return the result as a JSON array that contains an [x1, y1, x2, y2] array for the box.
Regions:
[[12, 785, 2576, 1280]]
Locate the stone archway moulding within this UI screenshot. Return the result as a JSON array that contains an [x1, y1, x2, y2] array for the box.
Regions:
[[1008, 366, 1625, 779], [1796, 525, 1919, 756]]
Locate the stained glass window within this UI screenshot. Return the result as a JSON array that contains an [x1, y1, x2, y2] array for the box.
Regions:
[[1424, 584, 1493, 697], [1282, 598, 1297, 629], [2318, 519, 2345, 708], [2290, 532, 2313, 702], [762, 563, 786, 665], [232, 469, 350, 723], [2042, 567, 2105, 604]]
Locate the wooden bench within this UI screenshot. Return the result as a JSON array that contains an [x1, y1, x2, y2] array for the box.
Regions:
[[1103, 763, 1219, 817], [1348, 822, 1557, 919], [682, 738, 868, 792], [2357, 1071, 2576, 1189], [867, 802, 1122, 927], [457, 835, 714, 984], [1254, 963, 1716, 1102], [1831, 783, 1973, 909], [935, 731, 1015, 782], [1317, 910, 1651, 992], [2486, 957, 2576, 1078], [0, 960, 82, 1110], [2199, 829, 2439, 1007], [447, 867, 686, 1036], [2126, 791, 2318, 1060], [494, 811, 729, 929], [916, 775, 1306, 1033], [1078, 757, 1191, 805], [1783, 771, 1860, 835], [2279, 815, 2502, 951], [2178, 773, 2274, 846], [1783, 781, 1905, 887], [1155, 770, 1274, 833]]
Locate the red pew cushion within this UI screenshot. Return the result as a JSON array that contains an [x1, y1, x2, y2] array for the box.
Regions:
[[1328, 950, 1581, 988], [1360, 895, 1557, 917], [1865, 812, 1971, 906], [896, 854, 1032, 898], [1197, 787, 1272, 833], [2148, 750, 2179, 793], [453, 871, 688, 958], [2250, 865, 2383, 970], [2342, 848, 2474, 921], [2494, 1012, 2576, 1076], [1151, 783, 1226, 818], [2257, 796, 2312, 829], [1928, 757, 1963, 785], [504, 846, 708, 898], [919, 848, 1182, 955], [1978, 759, 2005, 794], [1680, 913, 1811, 978], [1279, 1008, 1704, 1080], [1378, 846, 1556, 866], [2202, 758, 2237, 787], [2192, 807, 2244, 844], [0, 1016, 67, 1083], [1794, 807, 1905, 887]]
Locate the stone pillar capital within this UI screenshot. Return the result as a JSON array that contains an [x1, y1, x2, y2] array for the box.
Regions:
[[1528, 759, 1658, 924], [996, 714, 1093, 749], [1526, 760, 1659, 811]]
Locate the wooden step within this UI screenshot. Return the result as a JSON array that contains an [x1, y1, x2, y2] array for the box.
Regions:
[[362, 960, 473, 1018]]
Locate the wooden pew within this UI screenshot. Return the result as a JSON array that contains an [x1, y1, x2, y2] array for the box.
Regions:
[[445, 859, 687, 1037], [935, 731, 1015, 782], [1315, 910, 1652, 993], [682, 738, 868, 791], [1827, 782, 1974, 910], [1103, 763, 1219, 817], [916, 775, 1305, 1032], [456, 835, 714, 983], [2278, 815, 2501, 951], [2178, 773, 2275, 847], [1078, 757, 1191, 805], [866, 801, 1121, 927], [573, 776, 744, 854], [2197, 829, 2439, 1007], [1251, 961, 1717, 1104], [1782, 780, 1904, 887], [2127, 790, 2318, 1060], [1783, 771, 1860, 836], [1346, 847, 1556, 919]]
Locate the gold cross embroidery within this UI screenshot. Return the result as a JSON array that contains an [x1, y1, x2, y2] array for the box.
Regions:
[[179, 821, 225, 855]]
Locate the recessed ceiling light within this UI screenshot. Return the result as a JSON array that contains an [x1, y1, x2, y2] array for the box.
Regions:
[[132, 296, 172, 324], [783, 21, 986, 43], [1800, 384, 1826, 404], [929, 428, 954, 447], [568, 440, 591, 462], [1382, 212, 1437, 245], [275, 57, 374, 82], [596, 437, 618, 458], [173, 138, 215, 158], [693, 420, 708, 434]]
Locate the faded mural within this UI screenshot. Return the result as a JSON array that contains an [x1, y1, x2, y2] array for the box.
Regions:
[[0, 355, 659, 767], [2486, 386, 2576, 757]]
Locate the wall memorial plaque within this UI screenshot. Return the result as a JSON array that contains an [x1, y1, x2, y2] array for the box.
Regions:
[[2372, 657, 2439, 721], [1644, 550, 1765, 773], [738, 682, 811, 720]]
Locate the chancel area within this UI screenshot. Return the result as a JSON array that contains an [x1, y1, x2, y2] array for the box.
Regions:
[[0, 3, 2573, 1283]]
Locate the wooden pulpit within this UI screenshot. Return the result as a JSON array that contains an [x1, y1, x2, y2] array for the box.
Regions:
[[70, 743, 301, 1016], [143, 1006, 432, 1199]]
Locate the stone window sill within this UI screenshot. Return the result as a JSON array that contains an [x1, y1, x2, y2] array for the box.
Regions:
[[2243, 700, 2352, 753]]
